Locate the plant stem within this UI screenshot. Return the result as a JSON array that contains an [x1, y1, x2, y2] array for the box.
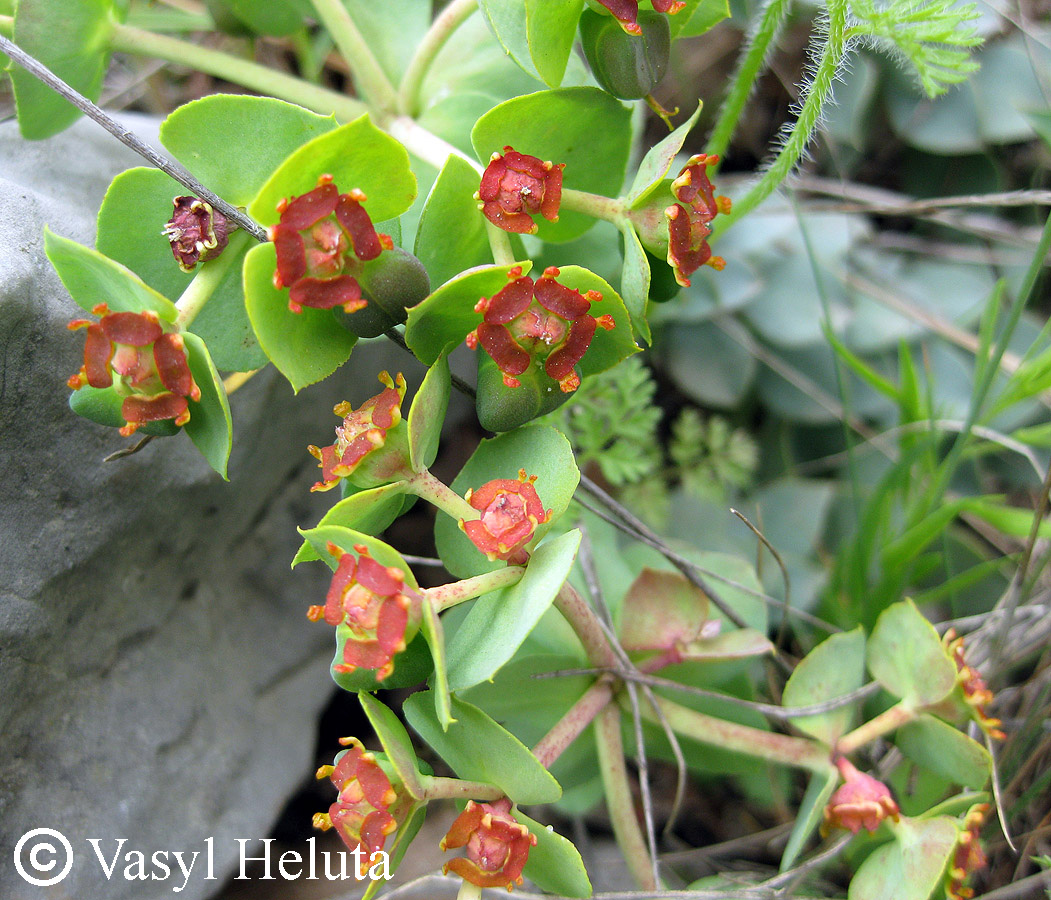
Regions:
[[835, 701, 916, 756], [175, 230, 251, 328], [109, 23, 367, 122], [426, 567, 526, 612], [309, 0, 398, 112], [486, 221, 517, 267], [422, 776, 504, 802], [398, 0, 478, 117], [384, 114, 481, 171], [406, 469, 477, 521], [719, 0, 850, 227], [553, 583, 619, 668], [595, 705, 658, 890], [640, 695, 834, 774], [706, 0, 793, 162], [456, 880, 484, 900], [532, 676, 617, 768], [560, 188, 626, 224]]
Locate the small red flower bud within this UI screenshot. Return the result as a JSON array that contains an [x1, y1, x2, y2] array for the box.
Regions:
[[946, 804, 990, 900], [460, 469, 551, 565], [67, 304, 201, 436], [595, 0, 685, 35], [943, 630, 1005, 740], [822, 757, 900, 835], [665, 154, 731, 287], [478, 147, 564, 234], [440, 798, 537, 890], [162, 196, 234, 272], [306, 542, 420, 682]]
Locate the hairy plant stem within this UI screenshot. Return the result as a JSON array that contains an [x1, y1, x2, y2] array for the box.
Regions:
[[422, 776, 504, 802], [174, 230, 251, 328], [406, 469, 477, 521], [560, 188, 626, 224], [595, 705, 658, 890], [554, 583, 619, 669], [532, 676, 617, 768], [108, 23, 367, 122], [426, 567, 526, 612], [720, 0, 850, 227], [309, 0, 398, 112], [834, 701, 916, 756], [398, 0, 478, 117]]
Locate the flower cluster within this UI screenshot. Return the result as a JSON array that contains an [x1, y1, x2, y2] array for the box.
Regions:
[[314, 738, 409, 874], [666, 154, 732, 287], [822, 757, 900, 835], [943, 629, 1005, 740], [466, 266, 614, 393], [596, 0, 686, 35], [67, 304, 200, 436], [461, 470, 551, 565], [479, 147, 564, 234], [441, 798, 537, 890], [270, 174, 392, 314], [308, 372, 407, 493], [947, 803, 990, 900], [162, 196, 233, 272], [307, 542, 418, 682]]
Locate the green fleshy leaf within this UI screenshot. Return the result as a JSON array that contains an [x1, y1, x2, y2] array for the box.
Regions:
[[217, 0, 303, 35], [359, 693, 426, 799], [298, 525, 419, 586], [548, 265, 638, 377], [446, 529, 582, 691], [848, 816, 959, 900], [242, 242, 356, 392], [526, 0, 585, 87], [480, 0, 543, 83], [248, 114, 416, 226], [343, 0, 430, 86], [161, 95, 336, 206], [420, 596, 453, 730], [671, 0, 731, 38], [867, 599, 957, 707], [408, 353, 451, 473], [782, 627, 866, 745], [626, 100, 703, 206], [471, 87, 632, 243], [403, 692, 562, 804], [780, 767, 838, 872], [681, 629, 774, 661], [620, 567, 709, 652], [45, 229, 178, 320], [330, 627, 432, 693], [292, 481, 410, 567], [619, 223, 653, 344], [10, 0, 112, 139], [897, 714, 991, 790], [518, 809, 592, 897], [435, 425, 580, 578], [181, 332, 232, 479], [404, 262, 532, 365], [69, 387, 179, 436], [413, 155, 492, 290]]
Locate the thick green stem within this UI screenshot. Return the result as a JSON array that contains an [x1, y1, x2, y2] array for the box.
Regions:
[[426, 567, 525, 612], [174, 230, 250, 329], [560, 188, 626, 224], [422, 776, 504, 802], [398, 0, 478, 117], [456, 881, 484, 900], [384, 114, 480, 171], [406, 469, 477, 521], [641, 695, 834, 774], [485, 220, 516, 267], [706, 0, 793, 162], [533, 676, 616, 768], [109, 23, 366, 121], [595, 705, 658, 890], [835, 701, 916, 756], [554, 584, 619, 668], [720, 0, 850, 227], [309, 0, 398, 112]]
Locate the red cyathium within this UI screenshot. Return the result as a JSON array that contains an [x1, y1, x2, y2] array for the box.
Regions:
[[307, 372, 407, 493], [821, 757, 900, 835], [460, 469, 551, 565], [313, 737, 410, 874], [466, 266, 614, 393], [67, 303, 201, 436], [270, 173, 393, 314], [946, 804, 990, 900], [943, 629, 1005, 740], [307, 542, 419, 682], [162, 196, 233, 272], [595, 0, 685, 34], [440, 798, 537, 890], [665, 154, 731, 287], [478, 147, 564, 234]]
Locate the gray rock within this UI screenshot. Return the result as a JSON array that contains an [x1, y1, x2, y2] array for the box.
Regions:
[[0, 113, 415, 899]]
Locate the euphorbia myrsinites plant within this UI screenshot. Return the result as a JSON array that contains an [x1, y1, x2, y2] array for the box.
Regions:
[[2, 0, 1003, 896]]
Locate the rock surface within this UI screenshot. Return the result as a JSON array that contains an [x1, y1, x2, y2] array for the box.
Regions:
[[0, 114, 413, 900]]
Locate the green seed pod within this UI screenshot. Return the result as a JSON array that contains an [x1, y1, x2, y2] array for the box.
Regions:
[[475, 352, 570, 433], [338, 247, 431, 339], [579, 8, 670, 100]]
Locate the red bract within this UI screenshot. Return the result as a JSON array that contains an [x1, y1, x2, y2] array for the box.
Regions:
[[67, 303, 201, 437], [441, 798, 537, 890], [461, 469, 551, 565], [307, 372, 407, 493], [162, 196, 233, 272], [665, 154, 732, 287], [478, 147, 564, 234], [943, 629, 1005, 740], [822, 757, 900, 835], [307, 542, 419, 682], [313, 737, 409, 875], [595, 0, 685, 34], [947, 804, 990, 900], [466, 266, 614, 393], [270, 174, 393, 314]]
